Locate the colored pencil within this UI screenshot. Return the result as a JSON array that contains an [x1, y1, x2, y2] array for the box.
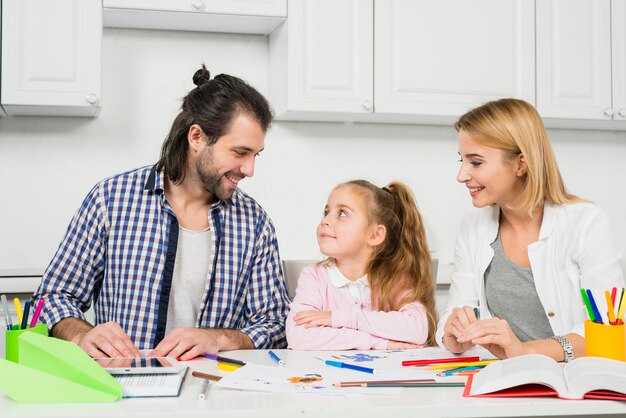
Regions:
[[192, 371, 223, 381], [402, 356, 480, 367]]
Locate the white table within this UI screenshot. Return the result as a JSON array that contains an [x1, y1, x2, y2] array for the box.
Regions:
[[2, 349, 626, 418]]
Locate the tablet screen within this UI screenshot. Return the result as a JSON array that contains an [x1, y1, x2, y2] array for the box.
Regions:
[[94, 357, 181, 374]]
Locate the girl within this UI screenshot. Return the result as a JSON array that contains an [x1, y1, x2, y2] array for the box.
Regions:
[[438, 98, 625, 361], [286, 180, 437, 350]]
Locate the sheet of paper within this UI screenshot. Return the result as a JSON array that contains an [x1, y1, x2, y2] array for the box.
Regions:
[[214, 363, 402, 396]]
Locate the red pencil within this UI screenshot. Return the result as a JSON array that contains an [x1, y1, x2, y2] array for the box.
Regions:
[[402, 356, 480, 367], [611, 287, 617, 306]]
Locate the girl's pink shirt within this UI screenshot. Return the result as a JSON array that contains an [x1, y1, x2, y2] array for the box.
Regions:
[[286, 264, 429, 350]]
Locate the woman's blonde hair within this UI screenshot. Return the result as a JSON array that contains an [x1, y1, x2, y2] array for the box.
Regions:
[[323, 180, 437, 346], [454, 98, 585, 216]]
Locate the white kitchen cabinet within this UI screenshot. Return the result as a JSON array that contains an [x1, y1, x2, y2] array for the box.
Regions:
[[375, 0, 535, 120], [1, 0, 102, 117], [612, 0, 626, 120], [269, 0, 373, 121], [536, 0, 625, 123], [103, 0, 286, 35], [269, 0, 534, 124]]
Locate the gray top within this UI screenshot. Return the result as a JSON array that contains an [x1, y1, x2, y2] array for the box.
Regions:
[[484, 235, 554, 342], [165, 226, 212, 335]]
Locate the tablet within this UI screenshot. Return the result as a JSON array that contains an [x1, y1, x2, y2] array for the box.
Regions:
[[95, 357, 184, 375]]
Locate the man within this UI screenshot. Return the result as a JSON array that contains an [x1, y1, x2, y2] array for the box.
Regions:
[[34, 65, 290, 360]]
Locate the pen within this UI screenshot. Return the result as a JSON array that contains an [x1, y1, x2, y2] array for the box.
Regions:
[[325, 360, 375, 374], [203, 353, 246, 366], [1, 295, 12, 331], [268, 350, 284, 366], [29, 299, 44, 328], [20, 301, 31, 330], [13, 298, 23, 326], [402, 356, 480, 367], [198, 379, 209, 400]]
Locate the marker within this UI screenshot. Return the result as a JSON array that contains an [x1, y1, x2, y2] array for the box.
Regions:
[[402, 356, 480, 367], [580, 288, 595, 322], [268, 350, 284, 366], [217, 362, 241, 372], [605, 290, 616, 324], [13, 298, 23, 325], [325, 360, 375, 374], [198, 379, 209, 400], [1, 295, 12, 331], [586, 289, 603, 324], [20, 301, 31, 330], [29, 299, 45, 328], [473, 307, 480, 319], [203, 353, 246, 366]]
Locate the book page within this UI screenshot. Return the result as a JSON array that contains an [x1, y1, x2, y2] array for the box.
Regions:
[[563, 357, 626, 399], [468, 354, 567, 396]]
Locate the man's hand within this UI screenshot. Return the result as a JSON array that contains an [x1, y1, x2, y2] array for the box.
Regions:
[[442, 306, 479, 353], [293, 310, 332, 328], [52, 318, 141, 358], [149, 328, 253, 361]]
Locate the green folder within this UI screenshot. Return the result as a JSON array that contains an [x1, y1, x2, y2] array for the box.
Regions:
[[0, 332, 122, 403]]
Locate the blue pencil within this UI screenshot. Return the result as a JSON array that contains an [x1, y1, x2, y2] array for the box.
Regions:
[[586, 289, 603, 324]]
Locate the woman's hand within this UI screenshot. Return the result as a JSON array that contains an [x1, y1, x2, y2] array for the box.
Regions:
[[456, 317, 526, 359], [442, 306, 478, 353], [293, 310, 332, 328]]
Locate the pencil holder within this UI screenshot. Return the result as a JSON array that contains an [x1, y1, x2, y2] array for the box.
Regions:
[[5, 323, 48, 363], [584, 320, 625, 361]]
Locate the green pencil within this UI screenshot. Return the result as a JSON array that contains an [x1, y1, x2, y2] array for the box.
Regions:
[[580, 288, 595, 322]]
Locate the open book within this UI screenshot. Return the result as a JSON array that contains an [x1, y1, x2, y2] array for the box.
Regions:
[[464, 354, 626, 400]]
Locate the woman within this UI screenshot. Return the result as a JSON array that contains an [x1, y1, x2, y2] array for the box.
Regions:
[[437, 98, 624, 361]]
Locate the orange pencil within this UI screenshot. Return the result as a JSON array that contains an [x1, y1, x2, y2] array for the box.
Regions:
[[605, 290, 616, 324]]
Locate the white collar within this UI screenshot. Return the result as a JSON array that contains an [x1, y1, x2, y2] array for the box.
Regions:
[[328, 264, 369, 288]]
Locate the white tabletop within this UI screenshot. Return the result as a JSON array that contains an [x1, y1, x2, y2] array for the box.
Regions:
[[2, 349, 626, 418]]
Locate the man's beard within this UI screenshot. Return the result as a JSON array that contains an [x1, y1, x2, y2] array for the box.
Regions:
[[196, 147, 236, 201]]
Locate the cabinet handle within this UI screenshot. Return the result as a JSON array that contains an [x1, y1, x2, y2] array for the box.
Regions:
[[618, 108, 626, 118], [191, 0, 204, 10], [85, 94, 99, 105], [603, 108, 614, 118], [362, 100, 373, 111]]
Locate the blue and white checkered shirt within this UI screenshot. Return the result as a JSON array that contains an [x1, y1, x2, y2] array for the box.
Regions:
[[35, 165, 290, 349]]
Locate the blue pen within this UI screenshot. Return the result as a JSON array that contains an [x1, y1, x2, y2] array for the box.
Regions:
[[325, 360, 375, 374], [20, 301, 31, 330], [268, 350, 284, 366], [1, 295, 12, 331], [586, 289, 603, 324]]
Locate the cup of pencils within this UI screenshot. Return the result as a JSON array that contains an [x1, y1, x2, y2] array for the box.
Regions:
[[581, 287, 625, 361], [3, 297, 48, 363]]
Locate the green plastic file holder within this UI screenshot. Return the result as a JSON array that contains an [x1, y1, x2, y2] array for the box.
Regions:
[[0, 332, 123, 403]]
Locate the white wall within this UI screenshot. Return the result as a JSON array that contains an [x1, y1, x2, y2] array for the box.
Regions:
[[2, 28, 626, 281]]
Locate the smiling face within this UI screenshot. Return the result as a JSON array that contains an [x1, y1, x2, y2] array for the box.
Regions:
[[457, 130, 526, 209], [195, 113, 265, 201], [317, 186, 381, 265]]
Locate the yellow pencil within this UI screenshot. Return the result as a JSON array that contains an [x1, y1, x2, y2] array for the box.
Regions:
[[428, 359, 499, 370], [217, 362, 242, 372], [13, 298, 23, 325], [605, 290, 616, 324]]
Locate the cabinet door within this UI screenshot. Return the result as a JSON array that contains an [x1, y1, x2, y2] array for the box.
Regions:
[[613, 0, 626, 120], [1, 0, 102, 116], [375, 0, 534, 118], [104, 0, 286, 16], [536, 0, 612, 120], [269, 0, 373, 120]]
